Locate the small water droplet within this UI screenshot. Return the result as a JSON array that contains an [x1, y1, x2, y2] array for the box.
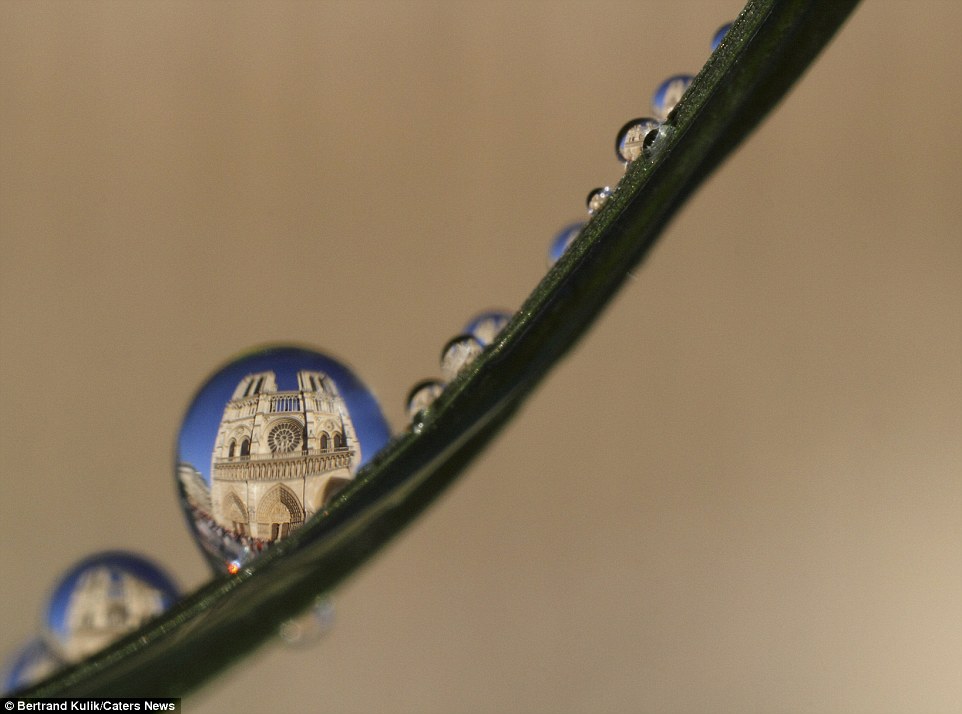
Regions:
[[175, 345, 391, 574], [43, 551, 180, 663], [440, 334, 484, 382], [586, 187, 612, 216], [406, 379, 444, 420], [548, 222, 585, 266], [279, 597, 335, 647], [464, 309, 512, 347], [711, 22, 733, 52], [642, 123, 674, 161], [615, 117, 660, 163], [2, 638, 62, 694], [652, 74, 694, 121]]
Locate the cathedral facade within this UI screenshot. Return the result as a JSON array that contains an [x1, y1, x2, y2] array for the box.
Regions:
[[209, 369, 359, 541], [61, 567, 168, 662]]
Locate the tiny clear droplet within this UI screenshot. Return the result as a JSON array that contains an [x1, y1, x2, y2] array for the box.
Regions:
[[641, 123, 675, 161], [2, 638, 62, 694], [175, 345, 391, 573], [711, 22, 733, 52], [615, 118, 660, 163], [279, 597, 335, 647], [406, 379, 444, 420], [548, 222, 585, 266], [440, 334, 484, 382], [463, 309, 512, 347], [652, 74, 694, 121], [43, 551, 180, 663], [586, 187, 611, 216]]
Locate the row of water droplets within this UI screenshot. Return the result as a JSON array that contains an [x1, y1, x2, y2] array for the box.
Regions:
[[405, 310, 513, 424], [3, 19, 734, 694], [403, 21, 733, 424], [551, 21, 732, 264]]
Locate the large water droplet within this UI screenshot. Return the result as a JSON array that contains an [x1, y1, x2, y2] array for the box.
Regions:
[[615, 118, 660, 163], [711, 22, 733, 52], [43, 551, 180, 663], [440, 335, 484, 382], [406, 379, 444, 420], [586, 187, 612, 216], [652, 74, 694, 121], [464, 309, 512, 347], [2, 638, 62, 694], [548, 222, 585, 266], [175, 345, 391, 573]]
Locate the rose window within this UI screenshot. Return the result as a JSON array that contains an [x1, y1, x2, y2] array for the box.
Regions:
[[267, 421, 302, 453]]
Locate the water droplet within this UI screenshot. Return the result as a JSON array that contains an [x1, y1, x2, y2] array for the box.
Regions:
[[652, 74, 694, 121], [641, 123, 675, 161], [2, 638, 62, 694], [43, 551, 180, 663], [586, 187, 612, 216], [440, 334, 484, 382], [711, 22, 733, 52], [615, 117, 660, 163], [548, 222, 585, 266], [175, 345, 391, 574], [279, 597, 335, 647], [405, 379, 444, 420], [463, 309, 512, 347]]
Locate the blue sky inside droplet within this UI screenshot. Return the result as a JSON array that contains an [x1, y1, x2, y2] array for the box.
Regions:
[[549, 222, 585, 265], [176, 345, 391, 486]]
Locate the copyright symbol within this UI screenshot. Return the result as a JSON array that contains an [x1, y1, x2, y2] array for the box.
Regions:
[[5, 700, 14, 710]]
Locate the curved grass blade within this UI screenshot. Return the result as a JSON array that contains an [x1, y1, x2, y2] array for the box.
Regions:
[[19, 0, 860, 697]]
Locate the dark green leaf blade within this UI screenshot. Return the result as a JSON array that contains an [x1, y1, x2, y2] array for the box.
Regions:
[[19, 0, 860, 697]]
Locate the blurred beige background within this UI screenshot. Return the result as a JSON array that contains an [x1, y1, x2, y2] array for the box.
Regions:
[[1, 1, 959, 712]]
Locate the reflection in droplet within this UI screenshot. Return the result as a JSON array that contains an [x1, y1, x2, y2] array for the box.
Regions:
[[278, 597, 335, 647], [464, 309, 513, 347], [641, 123, 675, 162], [43, 551, 180, 663], [406, 379, 445, 420], [440, 334, 484, 382], [586, 187, 612, 216], [2, 638, 62, 694], [711, 22, 733, 52], [175, 345, 391, 574], [652, 74, 694, 121], [548, 222, 585, 266], [615, 118, 660, 163]]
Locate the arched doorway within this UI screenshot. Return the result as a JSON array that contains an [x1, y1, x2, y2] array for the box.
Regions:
[[223, 491, 249, 536], [256, 484, 304, 541]]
